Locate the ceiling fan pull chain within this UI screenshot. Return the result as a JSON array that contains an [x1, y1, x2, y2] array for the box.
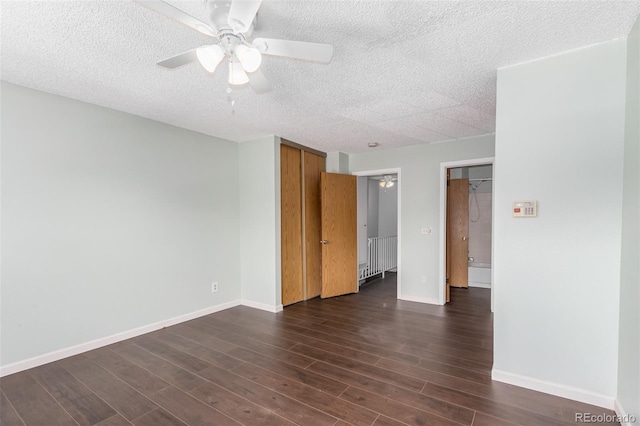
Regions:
[[226, 87, 236, 114]]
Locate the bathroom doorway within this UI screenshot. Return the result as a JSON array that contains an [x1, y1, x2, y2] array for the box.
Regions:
[[440, 158, 494, 310]]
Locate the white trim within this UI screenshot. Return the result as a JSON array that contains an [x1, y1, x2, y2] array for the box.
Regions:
[[614, 398, 635, 426], [352, 168, 401, 177], [301, 152, 307, 301], [429, 132, 496, 145], [497, 38, 624, 71], [492, 369, 614, 409], [352, 168, 402, 301], [0, 299, 241, 377], [439, 157, 495, 310], [398, 295, 442, 305], [468, 282, 492, 289], [241, 299, 283, 313]]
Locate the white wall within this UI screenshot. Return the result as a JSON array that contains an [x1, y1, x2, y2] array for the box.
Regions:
[[349, 134, 495, 303], [493, 40, 627, 407], [1, 82, 241, 368], [238, 136, 281, 311], [617, 17, 640, 422]]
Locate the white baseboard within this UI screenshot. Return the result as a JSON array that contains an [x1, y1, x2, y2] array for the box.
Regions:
[[614, 398, 637, 426], [241, 299, 283, 313], [469, 282, 491, 289], [492, 369, 614, 409], [398, 294, 443, 305], [0, 299, 241, 377]]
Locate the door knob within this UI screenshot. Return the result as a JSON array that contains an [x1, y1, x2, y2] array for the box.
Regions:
[[462, 236, 468, 241], [320, 240, 329, 244]]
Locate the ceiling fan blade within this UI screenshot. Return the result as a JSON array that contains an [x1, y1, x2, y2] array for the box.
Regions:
[[157, 49, 198, 69], [247, 69, 271, 94], [135, 0, 216, 36], [253, 37, 333, 63], [227, 0, 262, 34]]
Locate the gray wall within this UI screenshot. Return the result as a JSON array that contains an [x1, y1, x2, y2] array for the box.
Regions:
[[493, 39, 627, 404], [349, 134, 495, 302], [1, 82, 242, 366], [377, 181, 398, 238], [326, 151, 349, 173], [617, 16, 640, 421], [239, 136, 281, 310], [366, 179, 379, 239]]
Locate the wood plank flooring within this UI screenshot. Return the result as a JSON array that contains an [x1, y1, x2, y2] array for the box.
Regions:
[[0, 273, 619, 425]]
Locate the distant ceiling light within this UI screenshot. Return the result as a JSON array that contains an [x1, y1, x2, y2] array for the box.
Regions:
[[368, 142, 379, 148], [379, 175, 395, 188], [196, 45, 225, 73]]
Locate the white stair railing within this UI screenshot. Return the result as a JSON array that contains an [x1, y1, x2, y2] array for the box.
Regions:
[[359, 235, 397, 280]]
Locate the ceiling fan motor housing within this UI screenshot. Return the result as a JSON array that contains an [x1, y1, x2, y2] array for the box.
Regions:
[[206, 0, 255, 36]]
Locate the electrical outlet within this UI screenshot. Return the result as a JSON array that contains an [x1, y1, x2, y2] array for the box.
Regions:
[[421, 276, 427, 284], [211, 282, 219, 293], [421, 227, 432, 235]]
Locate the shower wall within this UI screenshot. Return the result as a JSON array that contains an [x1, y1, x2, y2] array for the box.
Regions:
[[452, 165, 492, 266], [469, 191, 492, 265]]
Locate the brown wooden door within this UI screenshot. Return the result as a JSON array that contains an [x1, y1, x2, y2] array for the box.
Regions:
[[304, 151, 324, 299], [449, 178, 469, 288], [446, 169, 451, 302], [321, 172, 357, 298], [280, 145, 303, 305]]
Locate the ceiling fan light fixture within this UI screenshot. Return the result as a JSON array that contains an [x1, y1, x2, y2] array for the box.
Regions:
[[228, 56, 250, 85], [235, 44, 262, 73], [196, 44, 225, 73], [379, 175, 395, 188]]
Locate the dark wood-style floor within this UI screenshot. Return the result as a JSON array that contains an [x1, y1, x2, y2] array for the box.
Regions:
[[1, 274, 618, 426]]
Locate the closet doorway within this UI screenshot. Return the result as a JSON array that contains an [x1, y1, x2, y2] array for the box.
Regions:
[[280, 141, 359, 306]]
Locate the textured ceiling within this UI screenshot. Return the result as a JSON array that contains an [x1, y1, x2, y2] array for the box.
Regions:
[[2, 1, 639, 153]]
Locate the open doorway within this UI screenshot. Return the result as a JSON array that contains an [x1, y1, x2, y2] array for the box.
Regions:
[[439, 158, 495, 310], [352, 168, 401, 299]]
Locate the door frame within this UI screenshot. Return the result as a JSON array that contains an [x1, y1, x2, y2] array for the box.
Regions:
[[352, 168, 402, 300], [439, 157, 494, 310]]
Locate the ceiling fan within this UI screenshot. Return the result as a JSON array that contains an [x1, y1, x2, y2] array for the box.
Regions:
[[135, 0, 334, 94], [379, 175, 397, 188]]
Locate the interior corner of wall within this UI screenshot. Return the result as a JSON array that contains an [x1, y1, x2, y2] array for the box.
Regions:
[[338, 152, 349, 174], [326, 151, 349, 174]]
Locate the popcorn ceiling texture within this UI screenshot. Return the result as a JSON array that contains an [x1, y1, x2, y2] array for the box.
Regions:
[[2, 1, 639, 153]]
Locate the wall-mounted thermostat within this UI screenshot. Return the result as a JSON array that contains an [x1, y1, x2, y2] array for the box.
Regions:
[[513, 200, 537, 217]]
